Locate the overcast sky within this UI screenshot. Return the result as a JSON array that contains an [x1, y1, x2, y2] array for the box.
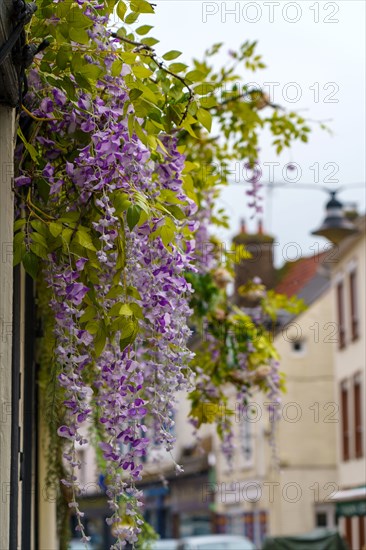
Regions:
[[137, 0, 365, 266]]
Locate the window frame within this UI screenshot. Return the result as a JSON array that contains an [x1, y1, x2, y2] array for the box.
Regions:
[[354, 373, 363, 459], [349, 269, 359, 342], [340, 380, 350, 462], [336, 281, 346, 350]]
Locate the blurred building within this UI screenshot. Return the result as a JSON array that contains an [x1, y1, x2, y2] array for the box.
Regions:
[[137, 407, 215, 539], [211, 222, 338, 546], [270, 250, 338, 535], [327, 215, 366, 550]]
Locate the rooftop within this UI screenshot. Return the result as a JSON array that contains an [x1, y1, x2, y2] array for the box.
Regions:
[[275, 252, 328, 299]]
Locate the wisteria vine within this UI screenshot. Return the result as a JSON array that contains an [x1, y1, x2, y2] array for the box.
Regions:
[[13, 0, 310, 546]]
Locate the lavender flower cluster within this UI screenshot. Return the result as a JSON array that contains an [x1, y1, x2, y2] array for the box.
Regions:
[[14, 5, 198, 546]]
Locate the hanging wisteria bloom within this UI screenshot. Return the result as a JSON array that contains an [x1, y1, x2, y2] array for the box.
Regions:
[[14, 9, 197, 546], [12, 0, 310, 546]]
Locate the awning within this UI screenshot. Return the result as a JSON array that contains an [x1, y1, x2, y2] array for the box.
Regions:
[[262, 528, 348, 550], [336, 500, 366, 518], [331, 487, 366, 502], [330, 486, 366, 517]]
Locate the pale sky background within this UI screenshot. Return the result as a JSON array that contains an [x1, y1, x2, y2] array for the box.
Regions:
[[135, 0, 365, 266]]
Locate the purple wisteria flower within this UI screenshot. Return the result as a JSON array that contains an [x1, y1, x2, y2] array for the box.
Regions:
[[65, 283, 89, 305], [17, 4, 224, 545]]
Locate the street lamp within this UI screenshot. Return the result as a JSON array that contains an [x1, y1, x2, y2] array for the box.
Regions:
[[311, 190, 359, 244]]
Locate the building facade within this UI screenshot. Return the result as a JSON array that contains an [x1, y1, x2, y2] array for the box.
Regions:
[[329, 217, 366, 550], [271, 261, 338, 536]]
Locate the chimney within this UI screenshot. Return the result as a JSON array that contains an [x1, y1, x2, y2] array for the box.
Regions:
[[232, 222, 275, 307], [240, 218, 246, 233]]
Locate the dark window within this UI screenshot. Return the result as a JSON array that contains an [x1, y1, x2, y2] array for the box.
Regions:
[[292, 340, 304, 353], [337, 282, 346, 349], [10, 269, 38, 550], [359, 516, 365, 549], [345, 516, 353, 549], [354, 374, 363, 458], [350, 270, 359, 341], [341, 381, 350, 461], [316, 512, 328, 527], [240, 417, 253, 463], [21, 275, 38, 550]]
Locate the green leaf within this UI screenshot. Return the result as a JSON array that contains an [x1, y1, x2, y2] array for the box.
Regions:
[[129, 302, 143, 319], [29, 231, 48, 259], [163, 50, 182, 61], [146, 134, 157, 150], [110, 302, 124, 316], [69, 27, 90, 45], [134, 191, 150, 214], [30, 220, 48, 237], [125, 11, 139, 24], [61, 228, 73, 249], [14, 219, 26, 232], [30, 243, 48, 259], [136, 25, 153, 35], [119, 317, 139, 351], [116, 236, 126, 270], [168, 62, 187, 73], [119, 303, 134, 316], [13, 242, 26, 266], [75, 230, 97, 251], [164, 204, 185, 220], [14, 230, 25, 247], [49, 222, 63, 238], [181, 122, 198, 138], [60, 211, 80, 224], [67, 8, 91, 28], [130, 0, 155, 13], [106, 286, 124, 299], [111, 59, 123, 77], [129, 88, 143, 101], [199, 96, 217, 109], [126, 286, 142, 300], [80, 306, 97, 323], [56, 46, 72, 70], [30, 231, 48, 248], [85, 320, 100, 335], [23, 252, 39, 280], [94, 325, 107, 357], [128, 113, 134, 137], [17, 127, 38, 162], [196, 108, 212, 132], [160, 218, 175, 247], [120, 52, 138, 64], [74, 72, 92, 91], [186, 69, 205, 82], [127, 205, 141, 230], [60, 76, 77, 101], [117, 0, 127, 20], [112, 192, 131, 215], [142, 37, 159, 47], [194, 83, 216, 96], [132, 65, 153, 79], [80, 64, 103, 80]]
